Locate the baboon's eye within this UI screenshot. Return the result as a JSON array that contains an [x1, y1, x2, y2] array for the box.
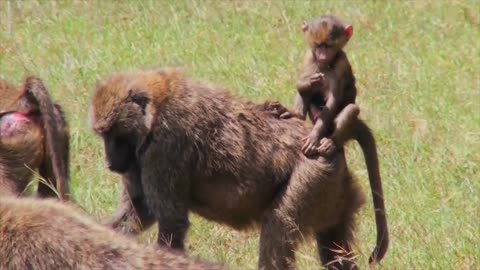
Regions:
[[317, 43, 333, 49], [127, 90, 149, 115]]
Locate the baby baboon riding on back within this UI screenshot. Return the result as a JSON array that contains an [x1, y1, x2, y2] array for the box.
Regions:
[[271, 15, 389, 264]]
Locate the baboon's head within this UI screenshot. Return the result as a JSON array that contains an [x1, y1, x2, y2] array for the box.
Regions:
[[90, 73, 151, 173], [303, 15, 352, 68], [91, 69, 182, 173]]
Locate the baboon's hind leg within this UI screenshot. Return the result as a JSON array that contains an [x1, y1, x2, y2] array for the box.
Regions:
[[316, 175, 364, 270], [316, 218, 358, 270], [258, 210, 299, 270], [258, 159, 347, 270]]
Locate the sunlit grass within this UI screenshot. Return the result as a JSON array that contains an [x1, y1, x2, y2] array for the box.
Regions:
[[1, 0, 479, 269]]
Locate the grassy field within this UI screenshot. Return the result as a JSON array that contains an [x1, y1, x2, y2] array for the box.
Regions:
[[1, 0, 479, 269]]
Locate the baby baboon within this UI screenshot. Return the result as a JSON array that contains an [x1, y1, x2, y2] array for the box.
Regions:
[[0, 77, 70, 200], [271, 15, 389, 263], [91, 68, 387, 269], [287, 15, 358, 156], [0, 196, 225, 270]]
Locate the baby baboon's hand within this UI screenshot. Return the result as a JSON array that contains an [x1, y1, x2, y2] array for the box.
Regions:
[[279, 111, 294, 119], [310, 72, 324, 85], [265, 101, 289, 118], [302, 132, 322, 156], [264, 102, 304, 120]]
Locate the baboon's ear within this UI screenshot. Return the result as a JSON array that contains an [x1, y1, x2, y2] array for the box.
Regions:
[[127, 90, 149, 115], [344, 25, 353, 39], [144, 104, 155, 132], [127, 89, 155, 131], [301, 21, 309, 32]]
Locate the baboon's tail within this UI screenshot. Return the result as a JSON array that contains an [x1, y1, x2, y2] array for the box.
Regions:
[[354, 120, 389, 264], [22, 77, 70, 201]]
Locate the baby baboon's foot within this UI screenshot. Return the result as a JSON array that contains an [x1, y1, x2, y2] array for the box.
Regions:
[[316, 137, 337, 156]]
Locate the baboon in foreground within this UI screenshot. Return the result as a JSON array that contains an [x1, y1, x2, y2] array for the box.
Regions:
[[0, 77, 70, 200], [0, 196, 226, 270], [91, 68, 388, 269]]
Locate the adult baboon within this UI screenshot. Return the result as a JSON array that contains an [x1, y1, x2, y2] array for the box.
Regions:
[[0, 77, 69, 200], [0, 111, 43, 196], [91, 68, 387, 269], [0, 196, 225, 270]]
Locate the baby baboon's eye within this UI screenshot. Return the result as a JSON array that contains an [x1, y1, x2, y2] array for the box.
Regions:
[[316, 43, 333, 49]]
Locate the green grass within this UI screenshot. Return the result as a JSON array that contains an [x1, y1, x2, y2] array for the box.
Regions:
[[1, 0, 479, 269]]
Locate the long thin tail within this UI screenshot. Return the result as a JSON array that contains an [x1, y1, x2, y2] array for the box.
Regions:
[[22, 77, 70, 201], [354, 120, 389, 263]]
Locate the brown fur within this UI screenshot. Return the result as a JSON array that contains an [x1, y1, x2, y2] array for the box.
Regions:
[[293, 15, 358, 154], [0, 77, 70, 200], [0, 80, 20, 109], [282, 15, 389, 263], [89, 68, 377, 269], [303, 15, 351, 50], [0, 196, 225, 270], [0, 114, 43, 196]]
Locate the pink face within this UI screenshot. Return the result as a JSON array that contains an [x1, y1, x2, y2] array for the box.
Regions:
[[302, 21, 353, 69], [314, 44, 337, 68], [0, 112, 33, 138]]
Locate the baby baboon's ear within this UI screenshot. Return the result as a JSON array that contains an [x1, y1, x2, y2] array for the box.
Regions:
[[344, 25, 353, 40]]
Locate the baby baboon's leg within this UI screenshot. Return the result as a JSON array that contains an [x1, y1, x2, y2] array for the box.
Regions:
[[330, 104, 360, 146], [317, 104, 360, 155], [107, 165, 155, 235]]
